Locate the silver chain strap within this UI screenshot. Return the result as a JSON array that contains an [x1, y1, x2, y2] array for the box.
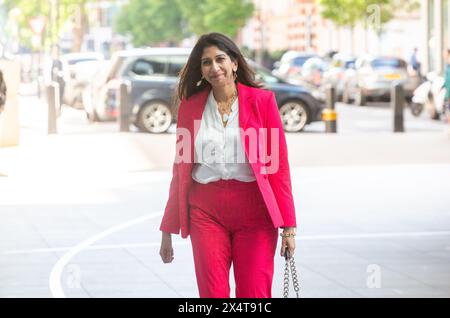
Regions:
[[283, 251, 300, 298]]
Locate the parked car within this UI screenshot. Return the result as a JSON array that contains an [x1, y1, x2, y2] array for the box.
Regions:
[[60, 52, 104, 108], [86, 48, 324, 133], [85, 47, 191, 133], [272, 51, 318, 80], [82, 60, 111, 122], [342, 55, 421, 106], [322, 54, 356, 100], [250, 60, 325, 132], [299, 56, 330, 86]]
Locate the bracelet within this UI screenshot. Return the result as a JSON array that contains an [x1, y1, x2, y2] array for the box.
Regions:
[[280, 233, 296, 238]]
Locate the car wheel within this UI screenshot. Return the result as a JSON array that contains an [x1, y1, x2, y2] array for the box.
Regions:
[[410, 102, 423, 117], [424, 95, 440, 120], [137, 101, 173, 133], [355, 87, 366, 106], [279, 100, 310, 132]]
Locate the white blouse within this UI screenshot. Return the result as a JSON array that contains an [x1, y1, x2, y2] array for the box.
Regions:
[[191, 90, 256, 184]]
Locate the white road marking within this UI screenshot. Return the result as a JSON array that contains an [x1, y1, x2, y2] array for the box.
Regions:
[[48, 211, 164, 298], [4, 241, 190, 255], [4, 230, 450, 256]]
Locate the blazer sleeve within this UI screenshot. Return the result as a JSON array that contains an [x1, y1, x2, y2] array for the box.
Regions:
[[159, 160, 181, 234], [264, 91, 297, 228], [159, 100, 185, 234]]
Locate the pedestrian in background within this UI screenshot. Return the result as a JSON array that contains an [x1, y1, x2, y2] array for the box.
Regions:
[[159, 32, 297, 298], [410, 47, 422, 78]]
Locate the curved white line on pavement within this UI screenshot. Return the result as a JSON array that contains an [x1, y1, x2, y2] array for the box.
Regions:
[[5, 240, 190, 255], [49, 211, 164, 298]]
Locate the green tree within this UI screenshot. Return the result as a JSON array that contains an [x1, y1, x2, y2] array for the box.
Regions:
[[2, 0, 91, 52], [115, 0, 254, 46], [319, 0, 419, 32], [176, 0, 254, 39], [319, 0, 392, 53], [115, 0, 186, 47], [319, 0, 392, 27]]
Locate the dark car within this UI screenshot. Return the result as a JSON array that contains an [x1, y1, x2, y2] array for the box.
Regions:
[[250, 60, 324, 132], [87, 48, 323, 133], [85, 48, 189, 133]]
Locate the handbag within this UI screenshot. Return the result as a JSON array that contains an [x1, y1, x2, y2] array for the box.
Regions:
[[283, 250, 300, 298]]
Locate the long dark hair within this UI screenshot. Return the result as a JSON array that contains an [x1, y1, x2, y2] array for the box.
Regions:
[[177, 32, 261, 100]]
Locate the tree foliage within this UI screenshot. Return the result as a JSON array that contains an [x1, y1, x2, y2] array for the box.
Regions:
[[319, 0, 420, 31], [115, 0, 186, 47], [115, 0, 254, 46], [176, 0, 254, 39], [319, 0, 391, 29], [2, 0, 90, 50]]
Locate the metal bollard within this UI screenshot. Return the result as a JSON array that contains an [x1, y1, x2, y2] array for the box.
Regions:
[[119, 80, 131, 132], [47, 82, 60, 134], [56, 74, 65, 109], [392, 82, 405, 132], [322, 85, 337, 133]]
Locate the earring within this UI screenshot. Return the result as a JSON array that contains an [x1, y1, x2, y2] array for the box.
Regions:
[[196, 76, 204, 87], [233, 69, 237, 81]]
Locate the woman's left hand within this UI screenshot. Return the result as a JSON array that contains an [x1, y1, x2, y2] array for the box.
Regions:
[[280, 227, 296, 258]]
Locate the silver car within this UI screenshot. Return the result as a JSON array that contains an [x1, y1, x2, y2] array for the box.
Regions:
[[60, 52, 104, 108], [342, 56, 420, 106], [272, 51, 318, 80]]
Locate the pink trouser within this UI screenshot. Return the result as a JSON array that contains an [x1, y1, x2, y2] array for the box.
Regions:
[[188, 179, 278, 298]]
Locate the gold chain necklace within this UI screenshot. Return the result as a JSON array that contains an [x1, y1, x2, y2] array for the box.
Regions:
[[217, 90, 237, 126]]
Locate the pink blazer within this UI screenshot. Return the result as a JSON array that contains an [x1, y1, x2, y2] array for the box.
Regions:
[[160, 82, 297, 238]]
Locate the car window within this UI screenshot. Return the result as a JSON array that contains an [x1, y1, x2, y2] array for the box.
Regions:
[[67, 57, 100, 65], [167, 55, 188, 77], [254, 66, 280, 84], [292, 56, 312, 67], [130, 56, 166, 76], [371, 58, 407, 69], [345, 60, 356, 69]]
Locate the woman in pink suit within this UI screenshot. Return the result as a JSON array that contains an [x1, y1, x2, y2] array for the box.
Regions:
[[159, 33, 297, 298]]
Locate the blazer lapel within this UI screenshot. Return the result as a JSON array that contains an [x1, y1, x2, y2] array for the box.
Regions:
[[237, 82, 255, 131], [237, 82, 266, 168], [182, 89, 209, 168]]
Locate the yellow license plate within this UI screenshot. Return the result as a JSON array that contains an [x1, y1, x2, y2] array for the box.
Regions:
[[384, 73, 401, 80]]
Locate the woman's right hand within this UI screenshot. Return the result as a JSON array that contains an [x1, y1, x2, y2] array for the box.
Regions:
[[159, 231, 174, 263]]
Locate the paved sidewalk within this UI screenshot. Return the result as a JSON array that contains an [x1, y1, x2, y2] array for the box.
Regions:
[[1, 94, 449, 298], [1, 163, 450, 298], [1, 126, 450, 178]]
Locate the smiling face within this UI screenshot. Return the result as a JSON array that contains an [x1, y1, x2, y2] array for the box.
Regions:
[[200, 45, 237, 89]]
